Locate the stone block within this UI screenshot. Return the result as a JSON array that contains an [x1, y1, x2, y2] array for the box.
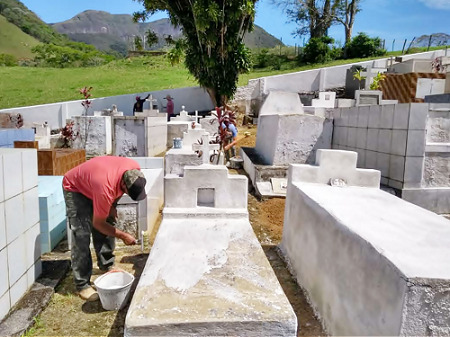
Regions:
[[21, 150, 38, 192], [26, 260, 42, 289], [356, 128, 367, 149], [388, 179, 403, 190], [164, 149, 203, 176], [377, 129, 392, 153], [312, 91, 336, 108], [347, 127, 357, 148], [368, 105, 381, 128], [391, 130, 408, 156], [376, 152, 390, 177], [402, 188, 450, 214], [380, 104, 394, 129], [0, 155, 3, 203], [0, 248, 8, 297], [366, 129, 379, 151], [9, 273, 27, 308], [5, 194, 24, 245], [347, 107, 359, 127], [23, 188, 39, 231], [25, 222, 41, 270], [7, 235, 27, 286], [389, 155, 405, 182], [406, 130, 426, 157], [356, 149, 366, 167], [393, 104, 410, 130], [0, 203, 5, 251], [339, 108, 349, 127], [336, 99, 356, 108], [0, 291, 10, 323], [365, 150, 377, 169], [357, 106, 370, 128], [1, 150, 23, 200], [404, 157, 424, 188], [408, 103, 428, 130]]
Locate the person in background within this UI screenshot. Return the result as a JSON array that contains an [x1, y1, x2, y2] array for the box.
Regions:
[[164, 94, 175, 121], [62, 156, 147, 301], [133, 93, 150, 114], [222, 118, 238, 163]]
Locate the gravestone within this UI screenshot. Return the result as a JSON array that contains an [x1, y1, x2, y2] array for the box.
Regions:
[[281, 149, 450, 336], [71, 116, 112, 157], [125, 164, 297, 336], [311, 91, 336, 108]]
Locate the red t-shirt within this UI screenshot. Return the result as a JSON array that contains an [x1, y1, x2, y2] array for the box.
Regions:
[[63, 156, 140, 219]]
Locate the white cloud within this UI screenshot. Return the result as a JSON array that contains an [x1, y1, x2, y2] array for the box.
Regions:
[[418, 0, 450, 10]]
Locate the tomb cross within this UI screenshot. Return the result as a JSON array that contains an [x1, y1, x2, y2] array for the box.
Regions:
[[147, 95, 158, 112], [194, 110, 201, 124], [180, 106, 188, 117], [361, 65, 375, 90], [192, 134, 220, 164]]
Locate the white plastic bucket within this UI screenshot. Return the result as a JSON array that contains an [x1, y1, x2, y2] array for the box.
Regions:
[[94, 270, 135, 311]]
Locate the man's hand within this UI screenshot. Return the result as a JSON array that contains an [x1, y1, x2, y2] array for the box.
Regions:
[[120, 232, 137, 246]]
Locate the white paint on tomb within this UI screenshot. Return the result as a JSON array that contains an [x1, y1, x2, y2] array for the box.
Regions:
[[280, 149, 450, 336], [126, 165, 296, 336], [259, 91, 304, 116], [311, 91, 336, 108], [191, 134, 220, 164]]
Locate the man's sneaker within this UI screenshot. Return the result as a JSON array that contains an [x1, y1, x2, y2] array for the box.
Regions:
[[99, 266, 114, 274], [78, 286, 99, 302]]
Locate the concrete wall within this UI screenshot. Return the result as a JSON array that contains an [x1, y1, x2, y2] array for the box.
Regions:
[[332, 103, 450, 212], [255, 114, 333, 166], [280, 159, 450, 335], [0, 149, 41, 321], [72, 116, 112, 157], [0, 87, 213, 131]]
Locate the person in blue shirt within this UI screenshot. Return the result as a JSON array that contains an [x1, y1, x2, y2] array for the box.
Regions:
[[222, 119, 238, 162]]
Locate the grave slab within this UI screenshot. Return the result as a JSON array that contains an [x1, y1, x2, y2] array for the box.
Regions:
[[125, 165, 297, 336], [280, 149, 450, 336]]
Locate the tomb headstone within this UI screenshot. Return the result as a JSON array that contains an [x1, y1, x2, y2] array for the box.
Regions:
[[191, 134, 220, 164], [355, 89, 382, 106], [71, 116, 112, 157], [311, 91, 336, 108]]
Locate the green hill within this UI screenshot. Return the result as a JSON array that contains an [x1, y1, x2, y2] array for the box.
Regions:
[[52, 11, 283, 53], [0, 14, 39, 58]]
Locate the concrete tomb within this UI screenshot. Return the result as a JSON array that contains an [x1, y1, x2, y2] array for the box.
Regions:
[[125, 164, 297, 336], [116, 157, 164, 239], [164, 130, 218, 176], [38, 176, 66, 253], [72, 116, 113, 157], [280, 149, 450, 336], [0, 149, 41, 322], [241, 90, 333, 196], [311, 91, 336, 108], [113, 116, 167, 157], [0, 128, 35, 148]]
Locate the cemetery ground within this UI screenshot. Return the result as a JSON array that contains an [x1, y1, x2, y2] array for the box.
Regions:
[[23, 127, 325, 337]]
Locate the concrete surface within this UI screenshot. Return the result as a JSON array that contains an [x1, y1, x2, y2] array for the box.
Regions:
[[259, 91, 304, 116], [125, 164, 297, 336], [280, 151, 450, 336], [164, 148, 203, 176], [71, 116, 112, 157]]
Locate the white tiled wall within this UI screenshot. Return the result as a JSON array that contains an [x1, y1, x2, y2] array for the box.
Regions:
[[0, 148, 41, 322], [332, 103, 428, 190]]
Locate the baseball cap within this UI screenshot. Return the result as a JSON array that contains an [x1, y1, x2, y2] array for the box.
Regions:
[[122, 169, 147, 201]]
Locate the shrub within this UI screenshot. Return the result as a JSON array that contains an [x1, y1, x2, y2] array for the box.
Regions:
[[301, 36, 337, 64], [345, 32, 386, 59], [0, 53, 18, 66]]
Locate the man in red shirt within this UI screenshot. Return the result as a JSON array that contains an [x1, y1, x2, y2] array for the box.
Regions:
[[63, 156, 147, 301]]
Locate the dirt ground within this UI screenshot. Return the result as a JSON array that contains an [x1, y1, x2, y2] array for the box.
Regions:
[[27, 127, 326, 337]]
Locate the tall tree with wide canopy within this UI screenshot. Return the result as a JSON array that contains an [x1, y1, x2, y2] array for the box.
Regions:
[[134, 0, 256, 106]]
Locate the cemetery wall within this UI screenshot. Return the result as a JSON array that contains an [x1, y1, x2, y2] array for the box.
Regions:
[[0, 149, 41, 321], [333, 103, 450, 213], [0, 87, 213, 130]]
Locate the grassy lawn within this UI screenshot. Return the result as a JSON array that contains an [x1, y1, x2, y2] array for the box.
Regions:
[[0, 46, 446, 109]]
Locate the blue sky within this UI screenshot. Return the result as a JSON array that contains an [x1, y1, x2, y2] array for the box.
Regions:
[[20, 0, 450, 48]]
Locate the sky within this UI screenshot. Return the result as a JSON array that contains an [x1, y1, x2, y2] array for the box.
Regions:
[[19, 0, 450, 49]]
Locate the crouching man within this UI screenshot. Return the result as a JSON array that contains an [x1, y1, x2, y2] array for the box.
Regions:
[[63, 156, 147, 301]]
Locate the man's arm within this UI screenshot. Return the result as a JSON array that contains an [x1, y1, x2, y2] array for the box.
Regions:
[[93, 215, 136, 245]]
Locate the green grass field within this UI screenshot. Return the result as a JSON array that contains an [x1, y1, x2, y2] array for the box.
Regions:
[[0, 14, 40, 59], [0, 47, 447, 109]]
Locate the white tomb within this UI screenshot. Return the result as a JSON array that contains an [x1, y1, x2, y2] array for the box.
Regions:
[[32, 122, 51, 149], [125, 165, 297, 336], [281, 149, 450, 336], [71, 116, 113, 157], [311, 91, 336, 108], [169, 106, 195, 122], [0, 149, 41, 321]]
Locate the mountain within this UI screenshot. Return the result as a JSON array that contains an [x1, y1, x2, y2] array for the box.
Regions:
[[52, 10, 284, 54], [410, 33, 450, 48], [0, 14, 39, 58]]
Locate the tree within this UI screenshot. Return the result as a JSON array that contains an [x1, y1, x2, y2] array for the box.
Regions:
[[279, 0, 341, 38], [335, 0, 362, 45], [146, 30, 159, 49], [134, 0, 255, 106], [134, 36, 143, 51]]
